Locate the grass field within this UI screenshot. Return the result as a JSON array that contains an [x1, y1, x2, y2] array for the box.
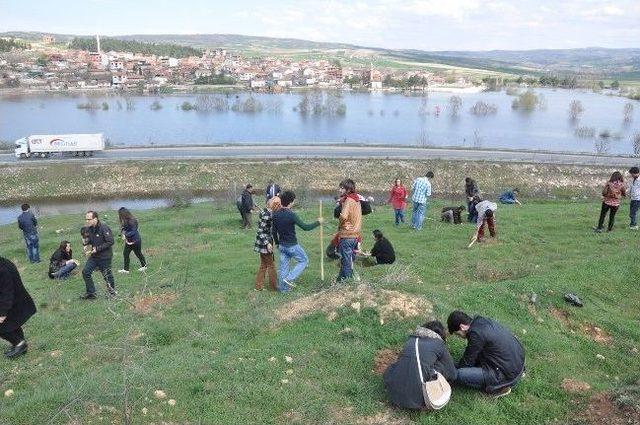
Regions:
[[0, 199, 639, 424]]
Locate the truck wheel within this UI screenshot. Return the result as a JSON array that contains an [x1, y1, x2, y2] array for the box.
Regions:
[[73, 151, 79, 157], [88, 151, 94, 157], [82, 151, 87, 157], [19, 153, 27, 159], [39, 152, 47, 158]]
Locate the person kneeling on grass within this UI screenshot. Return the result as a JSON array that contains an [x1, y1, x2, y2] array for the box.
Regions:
[[441, 205, 465, 224], [48, 240, 79, 280], [363, 229, 395, 265], [498, 188, 522, 205], [383, 320, 457, 410], [271, 191, 322, 293], [447, 310, 525, 398]]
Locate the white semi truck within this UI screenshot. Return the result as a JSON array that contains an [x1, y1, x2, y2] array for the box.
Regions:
[[14, 133, 105, 159]]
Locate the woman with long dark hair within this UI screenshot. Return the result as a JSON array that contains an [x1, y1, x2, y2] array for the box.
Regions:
[[117, 207, 147, 273], [387, 178, 408, 225], [48, 240, 79, 279], [594, 171, 627, 232]]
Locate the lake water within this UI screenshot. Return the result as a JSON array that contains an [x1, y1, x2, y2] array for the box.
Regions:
[[1, 89, 638, 154], [0, 197, 211, 226]]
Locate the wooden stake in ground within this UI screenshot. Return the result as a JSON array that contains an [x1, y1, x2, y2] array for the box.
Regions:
[[319, 200, 324, 281], [468, 235, 478, 249]]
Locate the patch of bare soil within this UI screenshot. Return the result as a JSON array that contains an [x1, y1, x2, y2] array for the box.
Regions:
[[274, 284, 432, 323], [549, 307, 571, 326], [373, 349, 400, 375], [133, 293, 177, 314], [562, 378, 592, 393], [582, 324, 613, 345], [549, 308, 614, 345], [331, 406, 413, 425], [577, 392, 640, 425]]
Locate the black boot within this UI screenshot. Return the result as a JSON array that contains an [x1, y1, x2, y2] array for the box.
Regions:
[[5, 341, 28, 358]]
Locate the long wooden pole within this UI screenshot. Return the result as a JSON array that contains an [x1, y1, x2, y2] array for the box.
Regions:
[[319, 200, 324, 281]]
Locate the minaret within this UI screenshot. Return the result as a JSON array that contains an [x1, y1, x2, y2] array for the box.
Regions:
[[96, 34, 101, 54]]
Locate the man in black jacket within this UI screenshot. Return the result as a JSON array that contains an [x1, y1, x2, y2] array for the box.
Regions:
[[239, 184, 256, 229], [0, 257, 36, 358], [80, 211, 116, 299], [447, 310, 525, 397]]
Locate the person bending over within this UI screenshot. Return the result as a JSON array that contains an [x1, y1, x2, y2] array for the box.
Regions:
[[447, 310, 525, 398]]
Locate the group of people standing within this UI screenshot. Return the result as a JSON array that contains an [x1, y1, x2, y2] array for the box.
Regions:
[[593, 167, 640, 232], [250, 179, 368, 292], [1, 207, 148, 358]]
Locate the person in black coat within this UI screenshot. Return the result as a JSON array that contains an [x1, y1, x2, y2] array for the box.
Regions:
[[368, 230, 396, 264], [383, 321, 457, 410], [239, 184, 256, 229], [447, 311, 525, 397], [81, 211, 116, 299], [0, 257, 36, 358]]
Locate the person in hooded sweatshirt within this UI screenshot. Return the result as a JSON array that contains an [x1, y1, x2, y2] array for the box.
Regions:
[[335, 179, 362, 282], [383, 320, 457, 410]]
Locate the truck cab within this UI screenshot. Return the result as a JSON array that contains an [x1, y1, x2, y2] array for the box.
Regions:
[[14, 137, 29, 158]]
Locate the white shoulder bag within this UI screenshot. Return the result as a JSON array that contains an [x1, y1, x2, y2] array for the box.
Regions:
[[414, 337, 452, 410]]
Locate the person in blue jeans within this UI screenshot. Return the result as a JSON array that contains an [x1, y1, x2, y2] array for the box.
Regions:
[[447, 310, 525, 398], [17, 203, 40, 263], [498, 188, 522, 205], [271, 191, 322, 292], [48, 241, 79, 280], [410, 171, 433, 230]]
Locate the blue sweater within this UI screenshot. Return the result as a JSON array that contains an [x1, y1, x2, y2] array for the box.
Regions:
[[272, 208, 319, 246], [17, 211, 38, 235]]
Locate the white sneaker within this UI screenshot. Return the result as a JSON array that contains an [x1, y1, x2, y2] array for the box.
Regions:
[[118, 269, 130, 274], [138, 266, 147, 272], [630, 225, 639, 230]]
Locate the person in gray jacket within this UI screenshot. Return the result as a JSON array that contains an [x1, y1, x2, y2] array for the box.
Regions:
[[628, 166, 640, 230], [17, 203, 40, 263], [447, 311, 525, 398], [383, 320, 457, 410]]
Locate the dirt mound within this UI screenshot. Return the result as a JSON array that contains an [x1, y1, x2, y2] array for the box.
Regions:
[[274, 284, 432, 323], [562, 378, 591, 393], [549, 307, 570, 326], [582, 324, 613, 345], [578, 392, 640, 425], [133, 292, 177, 314], [373, 349, 400, 375]]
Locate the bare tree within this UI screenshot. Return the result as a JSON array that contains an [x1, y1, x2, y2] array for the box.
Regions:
[[623, 102, 634, 123], [449, 95, 462, 117], [569, 100, 584, 121], [633, 132, 640, 156]]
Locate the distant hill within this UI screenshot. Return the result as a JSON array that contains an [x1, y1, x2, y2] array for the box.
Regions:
[[2, 31, 639, 79]]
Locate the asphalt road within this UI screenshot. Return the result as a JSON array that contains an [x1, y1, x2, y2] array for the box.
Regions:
[[0, 145, 638, 167]]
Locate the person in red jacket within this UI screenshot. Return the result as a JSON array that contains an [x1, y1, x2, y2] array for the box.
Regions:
[[387, 178, 408, 226]]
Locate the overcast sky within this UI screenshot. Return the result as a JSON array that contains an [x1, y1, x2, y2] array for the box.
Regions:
[[1, 0, 638, 51]]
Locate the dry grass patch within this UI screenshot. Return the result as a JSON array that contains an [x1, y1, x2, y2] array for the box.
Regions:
[[133, 292, 178, 315], [330, 406, 413, 425], [274, 284, 432, 323], [561, 378, 592, 393], [373, 348, 400, 375]]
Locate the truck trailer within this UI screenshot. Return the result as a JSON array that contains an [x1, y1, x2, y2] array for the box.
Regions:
[[14, 133, 105, 159]]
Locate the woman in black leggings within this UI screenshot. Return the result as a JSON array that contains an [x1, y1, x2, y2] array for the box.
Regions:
[[0, 257, 36, 359], [117, 207, 147, 273]]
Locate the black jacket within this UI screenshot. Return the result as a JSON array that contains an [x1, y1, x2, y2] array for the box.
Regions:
[[465, 179, 479, 198], [85, 221, 114, 260], [265, 184, 281, 201], [371, 237, 395, 264], [458, 316, 525, 390], [383, 330, 457, 410], [0, 257, 36, 333], [240, 189, 255, 214], [48, 248, 72, 278]]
